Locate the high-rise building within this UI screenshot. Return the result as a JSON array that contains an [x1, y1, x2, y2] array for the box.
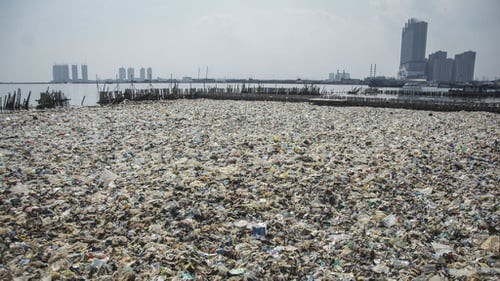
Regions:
[[119, 67, 126, 81], [140, 67, 146, 80], [399, 18, 428, 79], [147, 67, 152, 80], [81, 64, 88, 81], [52, 64, 70, 83], [71, 64, 78, 81], [453, 51, 476, 82], [426, 51, 453, 82], [127, 67, 134, 81]]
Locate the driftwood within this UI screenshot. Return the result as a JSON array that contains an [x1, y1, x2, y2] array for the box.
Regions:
[[36, 88, 70, 109], [23, 91, 31, 110], [3, 91, 17, 110], [1, 89, 32, 111]]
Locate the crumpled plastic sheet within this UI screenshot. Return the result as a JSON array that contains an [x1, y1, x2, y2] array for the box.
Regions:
[[0, 100, 499, 280]]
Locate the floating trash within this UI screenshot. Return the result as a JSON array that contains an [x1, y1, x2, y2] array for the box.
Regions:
[[251, 223, 267, 237], [233, 220, 249, 228], [0, 99, 498, 279], [480, 236, 499, 254], [381, 214, 397, 227], [228, 268, 246, 276], [99, 169, 118, 187], [372, 263, 390, 274], [432, 242, 454, 257], [10, 183, 29, 195]]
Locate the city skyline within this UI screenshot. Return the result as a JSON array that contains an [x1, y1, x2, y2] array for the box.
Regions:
[[1, 0, 500, 81], [396, 17, 477, 83]]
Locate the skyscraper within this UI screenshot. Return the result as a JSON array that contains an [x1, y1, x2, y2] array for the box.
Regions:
[[71, 64, 78, 81], [453, 51, 476, 82], [81, 64, 88, 81], [426, 51, 453, 82], [52, 64, 70, 83], [140, 67, 146, 80], [127, 67, 134, 81], [147, 67, 152, 81], [119, 67, 126, 81], [399, 18, 428, 79]]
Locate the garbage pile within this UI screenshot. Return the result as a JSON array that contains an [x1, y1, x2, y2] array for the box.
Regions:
[[0, 100, 498, 280]]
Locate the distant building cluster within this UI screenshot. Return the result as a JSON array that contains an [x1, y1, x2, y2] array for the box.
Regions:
[[426, 50, 476, 82], [118, 67, 152, 81], [328, 70, 350, 81], [52, 64, 88, 83], [398, 18, 476, 82]]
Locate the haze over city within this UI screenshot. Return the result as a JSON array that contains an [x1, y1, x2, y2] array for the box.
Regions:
[[1, 0, 499, 82]]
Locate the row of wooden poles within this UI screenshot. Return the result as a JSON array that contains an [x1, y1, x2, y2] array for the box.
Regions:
[[384, 89, 500, 98], [1, 89, 31, 111], [98, 84, 323, 104], [310, 96, 500, 113], [97, 84, 499, 113], [1, 88, 70, 112]]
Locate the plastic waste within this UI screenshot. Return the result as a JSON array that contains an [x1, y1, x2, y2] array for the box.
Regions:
[[252, 223, 267, 237], [0, 100, 498, 279], [99, 169, 118, 187]]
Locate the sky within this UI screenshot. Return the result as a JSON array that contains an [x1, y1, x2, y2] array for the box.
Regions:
[[0, 0, 499, 82]]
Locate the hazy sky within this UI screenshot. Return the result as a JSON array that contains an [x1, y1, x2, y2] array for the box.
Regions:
[[1, 0, 499, 81]]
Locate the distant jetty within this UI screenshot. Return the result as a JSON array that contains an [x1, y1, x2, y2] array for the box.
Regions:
[[97, 84, 500, 113]]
